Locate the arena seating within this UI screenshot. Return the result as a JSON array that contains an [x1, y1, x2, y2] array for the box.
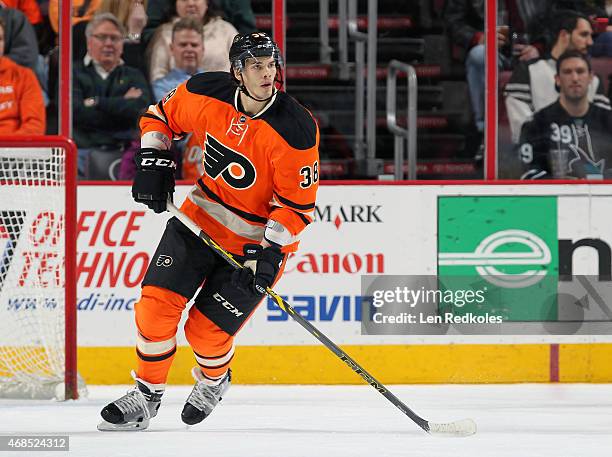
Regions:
[[252, 0, 479, 179]]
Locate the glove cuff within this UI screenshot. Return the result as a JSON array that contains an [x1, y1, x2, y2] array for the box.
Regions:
[[243, 244, 263, 260]]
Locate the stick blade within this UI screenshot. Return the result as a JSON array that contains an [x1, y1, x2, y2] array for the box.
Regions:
[[427, 418, 477, 437]]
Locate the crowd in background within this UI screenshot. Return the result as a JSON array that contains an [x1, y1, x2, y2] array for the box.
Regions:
[[444, 0, 612, 176], [0, 0, 255, 179], [0, 0, 611, 180]]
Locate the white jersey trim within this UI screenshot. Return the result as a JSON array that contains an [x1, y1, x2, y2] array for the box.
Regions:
[[232, 88, 278, 119], [188, 187, 265, 241]]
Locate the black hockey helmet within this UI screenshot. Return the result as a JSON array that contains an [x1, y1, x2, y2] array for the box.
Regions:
[[229, 32, 284, 101], [229, 32, 284, 72]]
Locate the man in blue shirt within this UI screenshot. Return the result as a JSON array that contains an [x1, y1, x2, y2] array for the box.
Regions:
[[152, 16, 204, 101]]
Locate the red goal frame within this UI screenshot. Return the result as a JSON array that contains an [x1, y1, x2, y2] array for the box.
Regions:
[[0, 135, 78, 400]]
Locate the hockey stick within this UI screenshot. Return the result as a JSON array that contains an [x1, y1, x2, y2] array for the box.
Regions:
[[166, 201, 476, 437]]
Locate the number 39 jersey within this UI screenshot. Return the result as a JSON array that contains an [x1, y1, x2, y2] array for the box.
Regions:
[[518, 101, 612, 179], [140, 72, 320, 254]]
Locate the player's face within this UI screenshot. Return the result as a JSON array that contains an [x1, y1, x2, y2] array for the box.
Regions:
[[239, 56, 277, 100], [87, 21, 124, 70], [175, 0, 207, 19], [568, 18, 593, 53], [556, 57, 592, 102], [170, 29, 203, 74]]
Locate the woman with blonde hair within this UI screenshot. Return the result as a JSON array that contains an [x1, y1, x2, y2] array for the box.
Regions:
[[98, 0, 149, 75], [147, 0, 237, 82], [99, 0, 148, 43]]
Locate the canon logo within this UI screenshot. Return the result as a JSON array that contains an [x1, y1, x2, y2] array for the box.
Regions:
[[285, 253, 384, 274]]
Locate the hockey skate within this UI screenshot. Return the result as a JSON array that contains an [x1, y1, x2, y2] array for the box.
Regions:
[[97, 371, 164, 431], [181, 367, 231, 425]]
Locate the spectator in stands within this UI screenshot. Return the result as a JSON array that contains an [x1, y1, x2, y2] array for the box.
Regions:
[[48, 0, 147, 105], [142, 18, 204, 182], [1, 1, 42, 26], [592, 0, 612, 56], [504, 0, 554, 59], [152, 16, 204, 101], [0, 16, 44, 134], [48, 0, 101, 34], [142, 0, 255, 46], [519, 50, 612, 179], [98, 0, 148, 76], [48, 0, 103, 61], [534, 1, 612, 56], [73, 13, 151, 177], [504, 11, 611, 143], [147, 0, 237, 81], [31, 2, 54, 56], [0, 5, 38, 70], [445, 0, 517, 158], [214, 0, 256, 35]]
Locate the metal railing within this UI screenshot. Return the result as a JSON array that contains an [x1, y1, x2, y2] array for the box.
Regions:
[[386, 60, 418, 180], [347, 0, 367, 161], [333, 0, 379, 175], [338, 0, 349, 80], [319, 0, 332, 64], [364, 0, 378, 173]]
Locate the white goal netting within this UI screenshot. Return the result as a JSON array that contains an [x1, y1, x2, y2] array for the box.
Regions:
[[0, 146, 86, 399]]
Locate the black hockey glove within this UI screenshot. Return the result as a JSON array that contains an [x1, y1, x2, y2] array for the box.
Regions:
[[132, 148, 176, 213], [232, 244, 284, 296]]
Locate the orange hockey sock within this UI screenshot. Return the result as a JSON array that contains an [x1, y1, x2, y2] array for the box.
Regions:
[[134, 286, 188, 384], [184, 305, 234, 382]]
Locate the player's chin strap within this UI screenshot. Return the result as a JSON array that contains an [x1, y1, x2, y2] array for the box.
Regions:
[[165, 199, 477, 438], [238, 83, 276, 103]]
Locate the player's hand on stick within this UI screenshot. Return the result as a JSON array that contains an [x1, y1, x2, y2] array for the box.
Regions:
[[232, 244, 284, 295], [132, 148, 176, 213]]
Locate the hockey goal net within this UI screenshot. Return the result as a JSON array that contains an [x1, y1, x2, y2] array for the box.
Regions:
[[0, 137, 84, 400]]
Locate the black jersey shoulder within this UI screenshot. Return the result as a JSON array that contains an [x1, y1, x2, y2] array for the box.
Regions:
[[186, 71, 237, 104], [588, 103, 612, 124], [533, 101, 567, 122], [259, 92, 318, 150]]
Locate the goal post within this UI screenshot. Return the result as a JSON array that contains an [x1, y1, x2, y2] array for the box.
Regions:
[[0, 136, 82, 400]]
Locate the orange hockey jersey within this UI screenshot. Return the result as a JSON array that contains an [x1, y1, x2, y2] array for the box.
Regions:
[[140, 72, 320, 255]]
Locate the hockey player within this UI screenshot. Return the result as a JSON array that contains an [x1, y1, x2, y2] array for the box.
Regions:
[[518, 50, 612, 179], [98, 32, 320, 431]]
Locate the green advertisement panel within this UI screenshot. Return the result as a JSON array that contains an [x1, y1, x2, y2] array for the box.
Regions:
[[437, 196, 559, 321]]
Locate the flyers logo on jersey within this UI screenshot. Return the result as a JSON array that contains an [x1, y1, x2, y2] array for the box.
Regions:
[[204, 133, 256, 189]]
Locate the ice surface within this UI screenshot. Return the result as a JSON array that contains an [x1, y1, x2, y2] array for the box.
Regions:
[[0, 383, 610, 457]]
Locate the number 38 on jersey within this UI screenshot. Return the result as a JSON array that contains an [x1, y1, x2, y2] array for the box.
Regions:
[[299, 161, 319, 188]]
